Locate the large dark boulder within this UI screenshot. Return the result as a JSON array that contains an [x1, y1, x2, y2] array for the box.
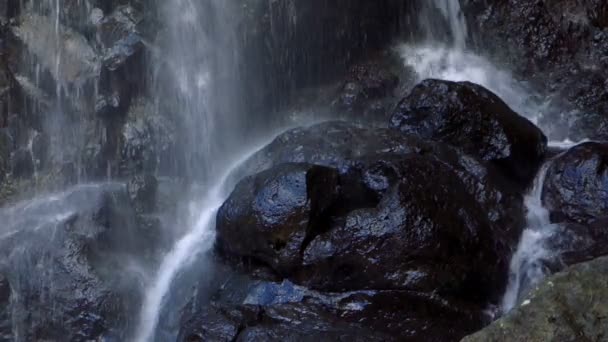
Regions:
[[236, 121, 526, 243], [543, 142, 608, 224], [390, 79, 547, 186], [218, 122, 526, 304], [0, 183, 156, 341]]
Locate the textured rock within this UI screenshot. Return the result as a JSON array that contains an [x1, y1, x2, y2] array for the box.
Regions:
[[543, 142, 608, 224], [179, 280, 486, 342], [390, 79, 547, 186], [462, 256, 608, 342], [299, 154, 511, 302], [217, 163, 341, 274], [462, 0, 608, 140], [0, 183, 154, 341], [219, 121, 526, 303]]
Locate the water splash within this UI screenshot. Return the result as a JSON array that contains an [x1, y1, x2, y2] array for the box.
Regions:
[[501, 163, 558, 312], [132, 135, 281, 342], [398, 45, 549, 124]]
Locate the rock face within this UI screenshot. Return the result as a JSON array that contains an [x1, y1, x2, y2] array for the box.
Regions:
[[390, 79, 547, 186], [217, 163, 341, 274], [462, 256, 608, 342], [543, 142, 608, 224], [0, 183, 159, 341], [462, 0, 608, 140]]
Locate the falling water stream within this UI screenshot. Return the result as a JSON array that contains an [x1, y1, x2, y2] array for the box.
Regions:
[[409, 0, 578, 314], [133, 137, 280, 342]]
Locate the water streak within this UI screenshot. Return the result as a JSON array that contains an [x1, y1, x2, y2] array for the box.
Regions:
[[501, 163, 558, 312], [132, 136, 280, 342]]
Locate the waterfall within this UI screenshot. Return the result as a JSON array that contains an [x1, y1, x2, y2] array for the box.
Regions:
[[132, 138, 275, 342], [402, 0, 579, 314], [501, 163, 557, 312], [150, 0, 243, 180], [431, 0, 468, 48], [132, 1, 248, 340], [401, 0, 548, 126]]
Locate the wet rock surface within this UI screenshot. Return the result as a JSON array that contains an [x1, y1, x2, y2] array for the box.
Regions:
[[462, 256, 608, 342], [543, 142, 608, 224], [463, 0, 608, 140], [215, 106, 532, 340], [179, 279, 486, 342], [390, 79, 547, 186], [0, 183, 158, 341]]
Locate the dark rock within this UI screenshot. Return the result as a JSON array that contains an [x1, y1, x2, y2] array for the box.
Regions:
[[546, 218, 608, 269], [542, 142, 608, 224], [390, 79, 547, 186], [217, 163, 341, 275], [180, 280, 487, 342], [462, 256, 608, 342], [220, 122, 525, 304], [463, 0, 608, 140], [238, 0, 408, 113], [331, 51, 407, 122], [127, 173, 158, 214], [0, 183, 154, 341], [10, 146, 34, 178], [299, 154, 512, 302], [119, 99, 177, 177]]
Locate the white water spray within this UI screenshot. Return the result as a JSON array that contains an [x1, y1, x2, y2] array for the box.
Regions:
[[407, 1, 579, 315], [500, 163, 558, 312], [400, 1, 548, 125], [132, 138, 274, 342]]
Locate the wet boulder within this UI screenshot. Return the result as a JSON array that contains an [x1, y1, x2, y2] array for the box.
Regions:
[[225, 122, 525, 294], [96, 5, 145, 71], [463, 256, 608, 342], [216, 163, 341, 275], [542, 142, 608, 224], [390, 79, 547, 186], [300, 154, 512, 302], [0, 183, 154, 341]]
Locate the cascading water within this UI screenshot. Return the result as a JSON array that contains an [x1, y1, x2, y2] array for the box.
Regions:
[[149, 0, 243, 180], [500, 163, 557, 312], [402, 0, 548, 125], [133, 1, 245, 340], [405, 0, 575, 314]]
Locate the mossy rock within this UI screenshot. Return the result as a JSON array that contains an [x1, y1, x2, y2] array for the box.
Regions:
[[463, 256, 608, 341]]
